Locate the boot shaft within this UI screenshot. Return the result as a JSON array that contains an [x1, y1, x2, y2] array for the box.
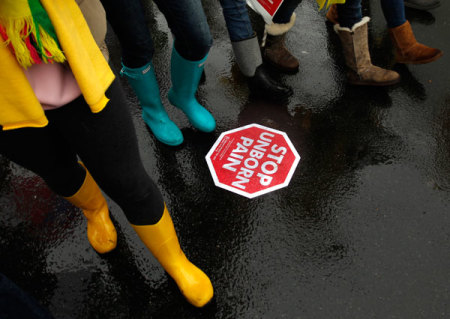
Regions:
[[231, 34, 262, 77], [170, 46, 207, 97], [120, 62, 163, 107], [334, 17, 372, 72], [131, 205, 214, 307]]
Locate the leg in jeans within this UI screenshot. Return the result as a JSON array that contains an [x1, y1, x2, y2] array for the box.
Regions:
[[153, 0, 212, 61], [100, 0, 153, 68], [273, 0, 302, 24], [220, 0, 254, 42], [153, 0, 216, 132], [102, 0, 183, 146], [381, 0, 406, 28], [220, 0, 262, 78], [336, 0, 362, 28]]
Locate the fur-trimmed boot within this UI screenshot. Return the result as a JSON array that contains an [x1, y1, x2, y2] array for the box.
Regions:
[[262, 13, 299, 74], [232, 34, 292, 99], [334, 17, 400, 86], [389, 20, 443, 64]]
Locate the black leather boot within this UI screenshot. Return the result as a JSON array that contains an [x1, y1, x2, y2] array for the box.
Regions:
[[248, 65, 292, 100]]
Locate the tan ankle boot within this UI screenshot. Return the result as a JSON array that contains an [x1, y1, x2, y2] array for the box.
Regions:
[[334, 17, 400, 86], [262, 13, 299, 74], [389, 21, 443, 64], [64, 164, 117, 254]]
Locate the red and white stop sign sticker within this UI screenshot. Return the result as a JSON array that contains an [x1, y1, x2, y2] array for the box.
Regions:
[[206, 124, 300, 198]]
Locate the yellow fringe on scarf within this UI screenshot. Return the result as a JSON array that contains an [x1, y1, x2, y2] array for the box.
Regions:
[[0, 0, 65, 68]]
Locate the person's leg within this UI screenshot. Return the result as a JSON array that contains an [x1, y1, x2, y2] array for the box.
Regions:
[[154, 0, 216, 132], [383, 0, 443, 64], [334, 0, 400, 86], [102, 0, 183, 146], [49, 79, 214, 306], [100, 0, 153, 68], [219, 0, 292, 98], [220, 0, 254, 42], [0, 110, 117, 254], [272, 0, 302, 23], [48, 80, 164, 225], [336, 0, 362, 28], [262, 0, 301, 73], [153, 0, 212, 61], [381, 0, 406, 28], [0, 123, 84, 197]]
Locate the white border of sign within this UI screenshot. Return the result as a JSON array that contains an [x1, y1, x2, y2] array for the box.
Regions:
[[205, 123, 300, 199], [246, 0, 283, 24]]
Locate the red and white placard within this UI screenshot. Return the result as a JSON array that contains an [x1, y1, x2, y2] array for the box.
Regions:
[[206, 124, 300, 198], [246, 0, 284, 24]]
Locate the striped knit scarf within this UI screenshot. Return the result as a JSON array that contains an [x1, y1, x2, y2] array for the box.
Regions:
[[0, 0, 65, 68]]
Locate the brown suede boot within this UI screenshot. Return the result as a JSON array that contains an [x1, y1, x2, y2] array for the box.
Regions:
[[334, 17, 400, 86], [389, 20, 443, 64], [262, 13, 299, 74], [326, 4, 338, 25]]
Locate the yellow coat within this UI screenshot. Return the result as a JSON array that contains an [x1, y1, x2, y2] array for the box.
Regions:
[[0, 0, 114, 130], [317, 0, 346, 10]]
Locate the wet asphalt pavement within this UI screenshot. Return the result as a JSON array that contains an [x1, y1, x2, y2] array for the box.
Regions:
[[1, 0, 450, 318]]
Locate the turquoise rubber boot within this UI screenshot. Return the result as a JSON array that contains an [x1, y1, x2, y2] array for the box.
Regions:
[[121, 62, 183, 146], [168, 48, 216, 133]]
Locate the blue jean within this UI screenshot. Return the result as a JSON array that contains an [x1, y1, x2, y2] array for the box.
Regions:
[[381, 0, 406, 28], [337, 0, 406, 29], [273, 0, 302, 24], [101, 0, 212, 67], [337, 0, 362, 29], [219, 0, 302, 42], [219, 0, 254, 42]]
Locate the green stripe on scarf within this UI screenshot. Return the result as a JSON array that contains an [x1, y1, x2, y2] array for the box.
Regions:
[[28, 0, 61, 55]]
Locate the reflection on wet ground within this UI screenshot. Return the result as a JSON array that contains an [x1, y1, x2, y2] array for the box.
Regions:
[[1, 0, 450, 318]]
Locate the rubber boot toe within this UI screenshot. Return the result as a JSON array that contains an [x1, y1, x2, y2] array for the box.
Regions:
[[142, 110, 184, 146], [168, 90, 216, 133]]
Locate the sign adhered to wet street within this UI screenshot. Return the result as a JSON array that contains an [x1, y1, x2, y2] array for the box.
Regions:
[[206, 124, 300, 198]]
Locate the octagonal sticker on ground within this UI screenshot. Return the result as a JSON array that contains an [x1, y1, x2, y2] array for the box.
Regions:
[[206, 124, 300, 198]]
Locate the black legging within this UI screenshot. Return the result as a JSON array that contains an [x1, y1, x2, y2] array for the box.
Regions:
[[0, 79, 164, 225]]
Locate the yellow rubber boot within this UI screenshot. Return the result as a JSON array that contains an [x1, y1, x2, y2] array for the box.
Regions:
[[65, 165, 117, 254], [131, 205, 213, 307]]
